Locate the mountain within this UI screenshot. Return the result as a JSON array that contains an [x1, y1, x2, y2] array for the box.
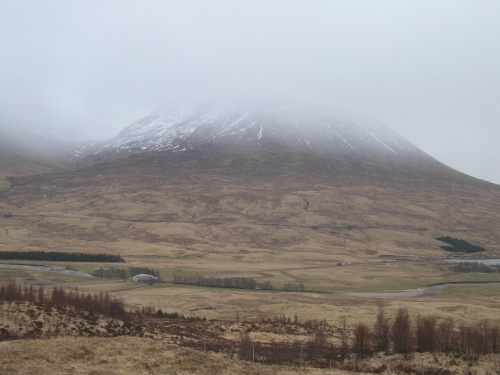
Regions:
[[80, 105, 477, 193], [90, 106, 428, 160], [1, 106, 499, 266], [82, 105, 465, 184]]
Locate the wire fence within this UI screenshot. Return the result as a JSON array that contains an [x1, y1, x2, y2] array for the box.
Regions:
[[180, 339, 358, 369], [180, 340, 444, 373]]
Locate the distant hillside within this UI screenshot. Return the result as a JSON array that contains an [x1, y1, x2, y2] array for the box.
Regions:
[[0, 122, 81, 189]]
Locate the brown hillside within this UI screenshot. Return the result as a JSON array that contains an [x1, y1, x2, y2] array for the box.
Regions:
[[1, 148, 499, 269]]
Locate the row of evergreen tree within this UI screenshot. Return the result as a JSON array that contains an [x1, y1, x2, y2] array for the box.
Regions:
[[172, 275, 273, 290], [453, 262, 500, 273], [283, 283, 305, 292], [436, 236, 486, 253], [0, 250, 124, 263]]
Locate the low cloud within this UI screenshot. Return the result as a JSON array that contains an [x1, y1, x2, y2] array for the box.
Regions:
[[0, 1, 499, 183]]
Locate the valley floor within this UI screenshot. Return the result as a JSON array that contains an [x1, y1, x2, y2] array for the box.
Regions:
[[1, 254, 500, 374]]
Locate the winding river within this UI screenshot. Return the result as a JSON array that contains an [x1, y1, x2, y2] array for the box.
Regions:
[[0, 263, 95, 278], [332, 282, 500, 298]]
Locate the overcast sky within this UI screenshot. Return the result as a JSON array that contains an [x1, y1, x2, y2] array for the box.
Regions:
[[1, 1, 499, 184]]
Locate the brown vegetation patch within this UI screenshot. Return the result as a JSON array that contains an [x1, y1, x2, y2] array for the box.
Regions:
[[2, 336, 345, 375]]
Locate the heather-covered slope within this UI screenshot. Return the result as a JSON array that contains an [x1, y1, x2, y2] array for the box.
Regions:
[[2, 145, 499, 266]]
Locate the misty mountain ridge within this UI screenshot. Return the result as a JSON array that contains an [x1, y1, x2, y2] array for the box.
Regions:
[[0, 115, 88, 160], [89, 105, 432, 163], [0, 118, 87, 188], [0, 104, 492, 188]]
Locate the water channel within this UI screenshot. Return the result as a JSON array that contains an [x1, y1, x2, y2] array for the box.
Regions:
[[0, 263, 95, 278], [332, 282, 500, 298], [444, 258, 500, 266]]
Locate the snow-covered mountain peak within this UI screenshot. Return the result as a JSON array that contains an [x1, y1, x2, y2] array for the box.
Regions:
[[93, 105, 428, 160]]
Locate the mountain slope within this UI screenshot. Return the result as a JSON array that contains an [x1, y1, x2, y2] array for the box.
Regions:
[[89, 106, 430, 162], [1, 106, 499, 269], [0, 106, 500, 264]]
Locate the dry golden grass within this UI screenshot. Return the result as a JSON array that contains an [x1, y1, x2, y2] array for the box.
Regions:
[[60, 280, 500, 329], [0, 336, 351, 375], [361, 352, 500, 375], [1, 336, 500, 375]]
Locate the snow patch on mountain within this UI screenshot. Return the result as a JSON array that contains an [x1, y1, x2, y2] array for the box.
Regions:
[[88, 105, 427, 160]]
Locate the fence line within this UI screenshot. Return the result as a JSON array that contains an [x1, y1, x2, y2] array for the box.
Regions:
[[181, 340, 349, 368]]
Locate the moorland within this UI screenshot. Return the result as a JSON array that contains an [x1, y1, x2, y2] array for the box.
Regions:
[[1, 144, 500, 374]]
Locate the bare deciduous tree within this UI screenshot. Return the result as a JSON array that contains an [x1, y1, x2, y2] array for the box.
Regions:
[[238, 329, 253, 361], [353, 322, 371, 356], [340, 316, 350, 357], [437, 317, 454, 353], [415, 314, 437, 353], [391, 307, 412, 357], [373, 302, 390, 352]]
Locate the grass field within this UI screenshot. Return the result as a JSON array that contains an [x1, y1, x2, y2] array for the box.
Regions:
[[2, 258, 499, 326]]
